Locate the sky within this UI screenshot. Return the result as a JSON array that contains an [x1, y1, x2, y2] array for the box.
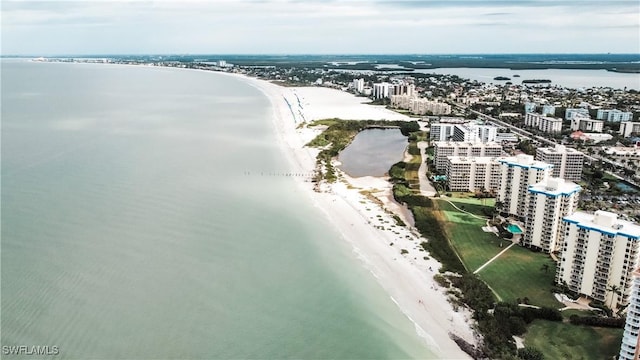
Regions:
[[2, 0, 639, 55]]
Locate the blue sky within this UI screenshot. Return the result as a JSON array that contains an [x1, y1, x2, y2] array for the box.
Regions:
[[2, 0, 639, 55]]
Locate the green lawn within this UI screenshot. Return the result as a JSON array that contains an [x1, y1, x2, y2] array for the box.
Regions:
[[477, 245, 561, 308], [447, 194, 496, 208], [525, 320, 623, 360], [437, 199, 504, 271]]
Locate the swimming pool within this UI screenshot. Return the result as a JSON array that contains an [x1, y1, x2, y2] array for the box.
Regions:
[[507, 224, 523, 234]]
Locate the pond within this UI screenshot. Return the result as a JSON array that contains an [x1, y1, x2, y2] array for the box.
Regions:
[[338, 128, 408, 177]]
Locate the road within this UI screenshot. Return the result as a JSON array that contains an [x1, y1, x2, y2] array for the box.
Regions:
[[450, 102, 640, 188]]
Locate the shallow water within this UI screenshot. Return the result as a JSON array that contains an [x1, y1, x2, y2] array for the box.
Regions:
[[1, 61, 436, 359]]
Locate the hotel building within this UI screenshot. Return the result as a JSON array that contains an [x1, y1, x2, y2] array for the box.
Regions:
[[497, 154, 553, 219], [556, 211, 640, 308], [522, 178, 581, 253], [535, 145, 585, 182], [619, 269, 640, 360], [445, 156, 502, 192], [433, 141, 503, 172]]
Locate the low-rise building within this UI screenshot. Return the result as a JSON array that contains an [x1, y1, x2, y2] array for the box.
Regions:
[[597, 109, 633, 122], [571, 115, 604, 133], [603, 146, 640, 168], [524, 113, 563, 133], [565, 108, 590, 121], [556, 211, 640, 309], [620, 122, 640, 138]]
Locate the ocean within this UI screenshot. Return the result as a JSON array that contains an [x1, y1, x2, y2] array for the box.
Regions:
[[1, 61, 436, 359]]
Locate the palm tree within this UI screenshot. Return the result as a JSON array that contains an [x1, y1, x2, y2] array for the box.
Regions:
[[606, 284, 622, 310]]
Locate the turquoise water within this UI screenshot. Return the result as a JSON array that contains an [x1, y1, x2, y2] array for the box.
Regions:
[[507, 224, 524, 234], [338, 128, 408, 177], [1, 61, 436, 359]]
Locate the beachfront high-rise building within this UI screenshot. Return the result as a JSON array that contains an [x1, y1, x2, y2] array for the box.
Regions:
[[597, 109, 634, 122], [390, 94, 413, 109], [620, 122, 640, 138], [409, 98, 451, 116], [522, 178, 581, 253], [556, 211, 640, 309], [445, 156, 502, 192], [619, 269, 640, 360], [433, 141, 503, 172], [571, 115, 604, 133], [565, 108, 590, 121], [372, 82, 393, 99], [524, 113, 563, 133], [497, 154, 553, 219], [392, 84, 415, 97], [535, 145, 585, 182], [352, 78, 365, 93]]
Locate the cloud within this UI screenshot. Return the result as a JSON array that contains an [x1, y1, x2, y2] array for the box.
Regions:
[[1, 0, 638, 54]]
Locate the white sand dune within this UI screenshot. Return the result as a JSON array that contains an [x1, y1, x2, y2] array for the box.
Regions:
[[232, 74, 476, 359]]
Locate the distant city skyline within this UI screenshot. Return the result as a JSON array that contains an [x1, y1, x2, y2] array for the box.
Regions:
[[2, 0, 639, 56]]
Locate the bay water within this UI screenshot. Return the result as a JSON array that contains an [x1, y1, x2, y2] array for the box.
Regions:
[[1, 61, 436, 359]]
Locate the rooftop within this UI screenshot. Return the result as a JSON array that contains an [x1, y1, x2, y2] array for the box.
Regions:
[[537, 144, 583, 155], [447, 156, 498, 165], [563, 210, 640, 239], [529, 177, 581, 197], [498, 154, 553, 170]]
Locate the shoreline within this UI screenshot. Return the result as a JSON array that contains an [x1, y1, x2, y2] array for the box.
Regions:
[[228, 73, 476, 358], [23, 60, 476, 357]]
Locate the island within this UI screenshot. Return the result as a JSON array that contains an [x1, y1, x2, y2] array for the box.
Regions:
[[522, 79, 552, 84]]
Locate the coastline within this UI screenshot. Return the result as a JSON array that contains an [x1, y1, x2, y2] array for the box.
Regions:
[[229, 73, 476, 358]]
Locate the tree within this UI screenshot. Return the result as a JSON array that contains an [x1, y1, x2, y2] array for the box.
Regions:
[[606, 284, 622, 309], [517, 346, 545, 360]]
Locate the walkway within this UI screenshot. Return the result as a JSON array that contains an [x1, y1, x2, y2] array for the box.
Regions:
[[473, 242, 516, 274], [416, 141, 437, 197], [440, 199, 487, 221]]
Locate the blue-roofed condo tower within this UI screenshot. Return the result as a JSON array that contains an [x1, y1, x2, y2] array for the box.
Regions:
[[556, 210, 640, 309], [523, 178, 581, 253], [497, 154, 553, 220]]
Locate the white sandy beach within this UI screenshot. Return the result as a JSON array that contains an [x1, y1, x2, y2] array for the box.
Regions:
[[235, 77, 476, 359]]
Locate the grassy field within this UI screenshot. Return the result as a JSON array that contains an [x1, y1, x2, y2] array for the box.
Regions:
[[525, 320, 623, 360], [437, 198, 561, 307], [477, 245, 561, 308], [447, 193, 496, 206], [437, 199, 504, 271]]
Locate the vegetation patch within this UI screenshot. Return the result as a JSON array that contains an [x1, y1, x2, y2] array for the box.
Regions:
[[525, 319, 623, 360]]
